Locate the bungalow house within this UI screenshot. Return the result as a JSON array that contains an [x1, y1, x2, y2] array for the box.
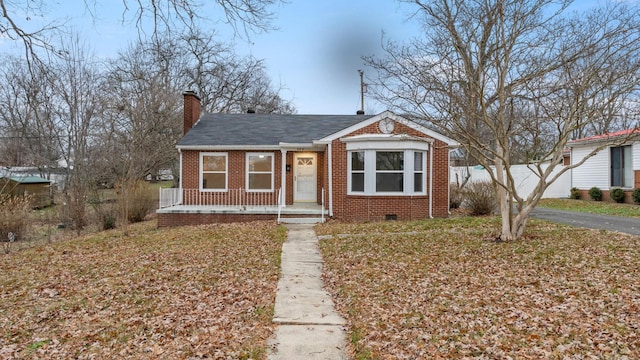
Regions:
[[568, 129, 640, 202], [157, 91, 459, 227]]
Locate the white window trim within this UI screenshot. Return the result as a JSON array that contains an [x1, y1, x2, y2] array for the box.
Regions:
[[413, 151, 426, 194], [347, 149, 427, 196], [610, 145, 633, 188], [375, 151, 405, 194], [200, 152, 228, 192], [246, 152, 275, 192]]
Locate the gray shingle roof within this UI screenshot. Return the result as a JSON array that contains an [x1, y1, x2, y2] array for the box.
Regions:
[[178, 113, 376, 147]]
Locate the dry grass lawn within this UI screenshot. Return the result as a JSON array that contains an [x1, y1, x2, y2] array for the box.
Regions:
[[0, 220, 286, 359], [317, 217, 640, 359]]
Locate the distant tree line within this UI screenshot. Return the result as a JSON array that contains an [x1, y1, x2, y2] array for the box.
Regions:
[[0, 0, 292, 232]]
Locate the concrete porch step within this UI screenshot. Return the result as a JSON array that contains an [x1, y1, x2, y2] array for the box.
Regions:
[[278, 217, 325, 224]]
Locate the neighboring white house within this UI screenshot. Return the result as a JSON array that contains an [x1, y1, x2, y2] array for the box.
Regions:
[[568, 129, 640, 200]]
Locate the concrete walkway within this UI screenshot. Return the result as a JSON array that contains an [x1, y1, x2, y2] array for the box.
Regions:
[[267, 224, 347, 360]]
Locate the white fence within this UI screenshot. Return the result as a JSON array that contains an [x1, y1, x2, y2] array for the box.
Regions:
[[450, 164, 571, 199]]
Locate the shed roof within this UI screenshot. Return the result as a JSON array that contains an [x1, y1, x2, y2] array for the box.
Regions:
[[177, 113, 376, 147], [4, 176, 51, 184]]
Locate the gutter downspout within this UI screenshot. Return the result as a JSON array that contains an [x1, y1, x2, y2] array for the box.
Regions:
[[429, 143, 433, 218], [328, 142, 334, 217], [448, 149, 453, 215]]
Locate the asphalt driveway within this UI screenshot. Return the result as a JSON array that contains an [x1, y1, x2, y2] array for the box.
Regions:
[[531, 207, 640, 236]]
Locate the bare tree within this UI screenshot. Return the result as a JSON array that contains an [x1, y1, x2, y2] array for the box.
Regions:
[[178, 29, 296, 114], [48, 36, 104, 232], [1, 0, 281, 64], [0, 57, 60, 176], [368, 0, 640, 240]]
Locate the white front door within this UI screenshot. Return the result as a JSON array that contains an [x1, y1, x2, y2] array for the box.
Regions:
[[294, 153, 317, 202]]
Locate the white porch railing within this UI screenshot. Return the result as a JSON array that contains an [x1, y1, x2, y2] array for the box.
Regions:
[[160, 188, 281, 208], [159, 188, 181, 208]]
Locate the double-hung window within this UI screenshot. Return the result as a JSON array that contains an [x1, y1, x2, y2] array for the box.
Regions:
[[414, 152, 424, 192], [351, 151, 365, 192], [201, 152, 227, 191], [376, 151, 404, 192], [348, 148, 427, 195], [247, 153, 274, 191]]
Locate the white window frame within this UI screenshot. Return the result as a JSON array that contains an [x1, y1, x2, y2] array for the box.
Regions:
[[200, 152, 228, 192], [413, 151, 425, 193], [246, 152, 275, 192], [349, 151, 365, 193], [347, 149, 427, 196], [375, 151, 405, 193], [610, 145, 633, 188]]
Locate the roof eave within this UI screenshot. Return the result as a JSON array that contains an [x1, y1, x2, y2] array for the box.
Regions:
[[177, 144, 282, 151]]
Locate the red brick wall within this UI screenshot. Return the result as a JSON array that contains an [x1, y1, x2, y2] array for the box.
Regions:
[[181, 150, 283, 205], [158, 213, 276, 227], [578, 188, 636, 204], [183, 91, 200, 134], [330, 120, 450, 221]]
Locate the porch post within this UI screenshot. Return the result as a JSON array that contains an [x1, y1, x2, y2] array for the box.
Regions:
[[429, 143, 433, 218], [280, 149, 287, 207], [178, 149, 183, 204]]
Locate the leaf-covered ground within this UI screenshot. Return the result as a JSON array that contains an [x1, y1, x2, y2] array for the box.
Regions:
[[317, 217, 640, 359], [0, 220, 286, 359]]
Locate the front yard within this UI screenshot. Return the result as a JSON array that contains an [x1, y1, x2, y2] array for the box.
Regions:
[[317, 217, 640, 359], [3, 211, 639, 359], [0, 220, 286, 359]]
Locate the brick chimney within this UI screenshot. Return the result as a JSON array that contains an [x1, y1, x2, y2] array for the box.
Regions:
[[183, 90, 201, 134]]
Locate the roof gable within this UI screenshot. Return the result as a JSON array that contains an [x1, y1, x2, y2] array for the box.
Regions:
[[316, 111, 459, 146]]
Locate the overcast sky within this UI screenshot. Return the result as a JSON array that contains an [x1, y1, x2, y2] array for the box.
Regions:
[[1, 0, 606, 115]]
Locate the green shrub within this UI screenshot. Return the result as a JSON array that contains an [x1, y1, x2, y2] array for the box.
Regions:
[[632, 188, 640, 204], [102, 212, 117, 230], [589, 187, 603, 201], [610, 187, 625, 203], [570, 187, 581, 200], [465, 181, 497, 216]]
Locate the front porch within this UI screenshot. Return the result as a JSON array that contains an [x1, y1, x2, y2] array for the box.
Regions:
[[157, 188, 327, 227]]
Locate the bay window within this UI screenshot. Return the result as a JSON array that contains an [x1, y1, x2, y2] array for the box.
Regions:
[[348, 149, 427, 195]]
